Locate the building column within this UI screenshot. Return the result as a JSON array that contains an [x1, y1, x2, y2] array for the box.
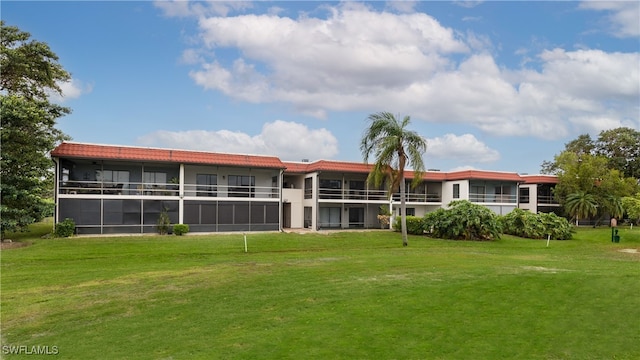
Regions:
[[179, 163, 184, 224]]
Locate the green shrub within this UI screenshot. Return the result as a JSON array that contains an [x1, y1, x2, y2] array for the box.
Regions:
[[157, 209, 171, 235], [55, 218, 75, 238], [423, 200, 501, 240], [538, 212, 574, 240], [501, 208, 573, 240], [392, 216, 424, 235], [173, 224, 189, 236], [500, 208, 545, 238]]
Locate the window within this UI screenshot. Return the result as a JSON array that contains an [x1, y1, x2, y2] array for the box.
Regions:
[[349, 180, 365, 190], [304, 178, 313, 199], [228, 175, 255, 197], [320, 179, 342, 199], [196, 174, 217, 197], [453, 184, 460, 199], [519, 187, 530, 204], [471, 185, 485, 202], [144, 171, 167, 185], [349, 180, 365, 199], [538, 184, 555, 204], [398, 208, 415, 216], [319, 207, 341, 228], [97, 170, 130, 185], [494, 185, 512, 202], [320, 179, 342, 189]]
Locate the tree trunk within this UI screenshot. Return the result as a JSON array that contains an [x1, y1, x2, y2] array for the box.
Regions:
[[400, 176, 408, 247]]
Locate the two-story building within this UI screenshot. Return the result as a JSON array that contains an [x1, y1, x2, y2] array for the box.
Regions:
[[51, 142, 560, 234]]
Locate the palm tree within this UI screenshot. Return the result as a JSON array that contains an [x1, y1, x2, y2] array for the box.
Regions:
[[600, 194, 624, 225], [565, 191, 598, 225], [360, 112, 427, 246]]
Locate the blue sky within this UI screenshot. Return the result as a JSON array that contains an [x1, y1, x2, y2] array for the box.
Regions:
[[3, 1, 639, 174]]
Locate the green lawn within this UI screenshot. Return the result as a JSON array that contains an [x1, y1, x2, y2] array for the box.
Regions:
[[1, 225, 639, 359]]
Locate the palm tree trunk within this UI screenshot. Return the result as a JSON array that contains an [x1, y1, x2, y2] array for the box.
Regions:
[[400, 176, 408, 247]]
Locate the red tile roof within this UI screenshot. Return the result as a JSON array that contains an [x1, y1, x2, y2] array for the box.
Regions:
[[520, 174, 559, 184], [52, 142, 557, 184], [444, 170, 524, 182], [282, 160, 526, 182], [281, 160, 369, 174], [51, 142, 286, 169], [283, 160, 447, 179]]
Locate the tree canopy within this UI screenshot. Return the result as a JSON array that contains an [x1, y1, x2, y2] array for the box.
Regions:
[[542, 128, 640, 224], [595, 128, 640, 179], [1, 22, 71, 238], [360, 112, 426, 246], [543, 128, 640, 179]]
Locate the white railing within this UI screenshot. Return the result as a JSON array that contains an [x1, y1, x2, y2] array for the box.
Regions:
[[469, 193, 517, 203], [537, 195, 559, 205], [60, 181, 280, 199], [317, 187, 442, 203]]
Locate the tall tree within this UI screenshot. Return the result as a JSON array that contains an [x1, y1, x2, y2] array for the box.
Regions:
[[551, 151, 638, 224], [541, 128, 640, 180], [595, 127, 640, 179], [1, 22, 71, 238], [1, 21, 70, 99], [541, 134, 595, 174], [361, 112, 426, 247]]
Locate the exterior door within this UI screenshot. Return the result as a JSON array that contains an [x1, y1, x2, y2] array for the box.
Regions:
[[349, 207, 364, 228]]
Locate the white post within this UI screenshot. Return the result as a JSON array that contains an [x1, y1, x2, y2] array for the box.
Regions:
[[546, 234, 551, 247], [244, 233, 248, 253], [178, 163, 184, 224]]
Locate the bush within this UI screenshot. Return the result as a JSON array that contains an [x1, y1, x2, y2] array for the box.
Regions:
[[55, 218, 75, 237], [423, 200, 501, 240], [157, 209, 171, 235], [539, 212, 574, 240], [501, 209, 573, 240], [173, 224, 189, 236], [393, 216, 424, 235], [500, 208, 545, 238]]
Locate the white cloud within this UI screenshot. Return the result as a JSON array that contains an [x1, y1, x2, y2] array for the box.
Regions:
[[568, 114, 640, 136], [426, 134, 500, 163], [136, 120, 339, 161], [180, 48, 204, 65], [162, 3, 638, 140], [385, 1, 418, 14], [453, 1, 484, 9], [536, 48, 639, 99], [47, 78, 92, 103], [579, 1, 640, 38], [186, 4, 468, 114], [154, 0, 252, 18]]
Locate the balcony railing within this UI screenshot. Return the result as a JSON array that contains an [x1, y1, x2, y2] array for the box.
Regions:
[[537, 195, 559, 205], [391, 193, 442, 203], [469, 193, 517, 203], [318, 188, 442, 203], [59, 181, 158, 195], [59, 181, 280, 198]]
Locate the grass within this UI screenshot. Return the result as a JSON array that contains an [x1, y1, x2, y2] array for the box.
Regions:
[[1, 224, 639, 359]]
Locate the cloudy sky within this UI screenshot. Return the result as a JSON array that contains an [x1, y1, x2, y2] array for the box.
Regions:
[[4, 1, 639, 174]]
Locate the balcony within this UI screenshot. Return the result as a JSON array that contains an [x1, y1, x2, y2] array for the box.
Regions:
[[318, 187, 441, 203], [469, 193, 517, 204], [59, 181, 171, 196], [537, 195, 559, 205], [60, 181, 280, 199], [391, 193, 442, 203], [318, 188, 387, 201]]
